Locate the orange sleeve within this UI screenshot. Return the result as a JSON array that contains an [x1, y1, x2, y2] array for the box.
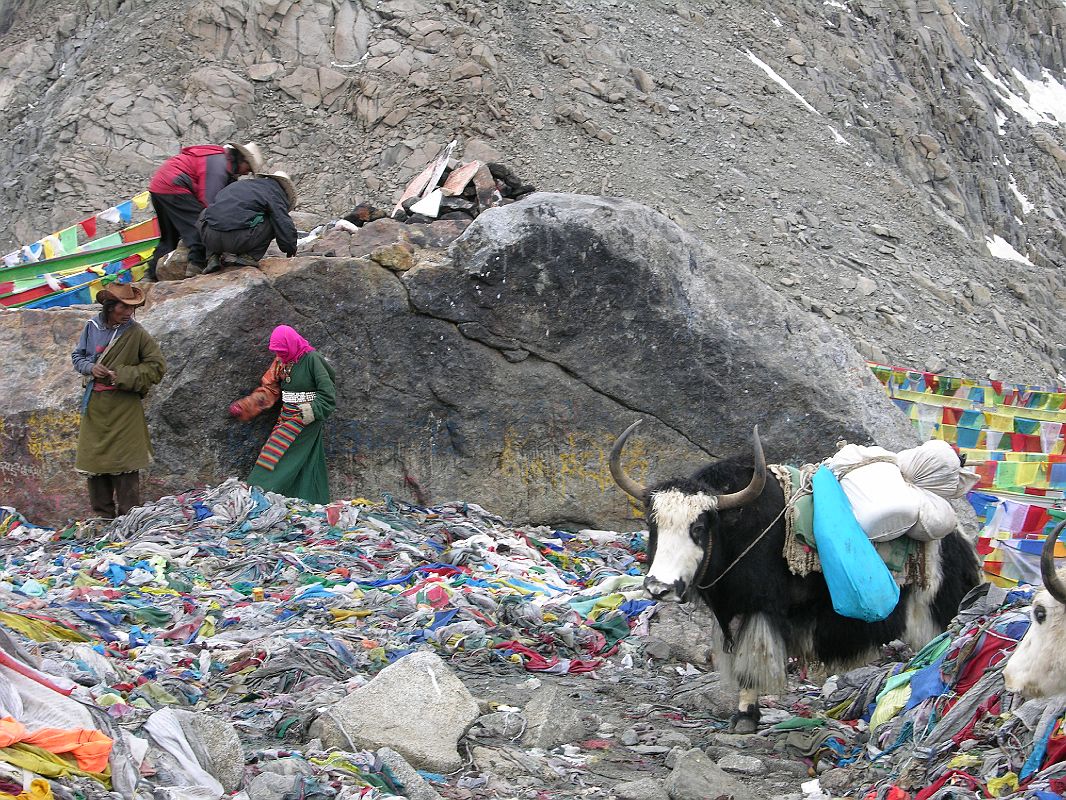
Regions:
[[230, 359, 281, 421]]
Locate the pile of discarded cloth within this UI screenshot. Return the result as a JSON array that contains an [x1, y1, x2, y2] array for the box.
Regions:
[[792, 584, 1065, 799], [0, 480, 651, 799]]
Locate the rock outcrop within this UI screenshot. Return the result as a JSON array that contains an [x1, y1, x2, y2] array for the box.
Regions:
[[1, 194, 915, 526]]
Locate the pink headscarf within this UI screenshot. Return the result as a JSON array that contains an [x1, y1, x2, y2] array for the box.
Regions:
[[268, 325, 315, 364]]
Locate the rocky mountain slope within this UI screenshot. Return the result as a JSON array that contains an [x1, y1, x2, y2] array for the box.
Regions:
[[2, 0, 1066, 382]]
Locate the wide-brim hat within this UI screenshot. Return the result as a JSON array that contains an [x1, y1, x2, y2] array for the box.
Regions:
[[226, 141, 264, 173], [98, 282, 146, 307], [259, 171, 298, 209]]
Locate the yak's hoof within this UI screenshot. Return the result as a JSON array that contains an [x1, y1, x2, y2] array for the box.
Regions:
[[732, 717, 758, 734], [729, 705, 760, 734]]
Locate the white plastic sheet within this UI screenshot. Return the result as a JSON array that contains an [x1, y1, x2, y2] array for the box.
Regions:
[[143, 708, 224, 799]]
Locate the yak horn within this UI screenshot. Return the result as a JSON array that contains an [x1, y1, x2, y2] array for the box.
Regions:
[[610, 419, 647, 501], [1042, 519, 1066, 605], [716, 426, 767, 511]]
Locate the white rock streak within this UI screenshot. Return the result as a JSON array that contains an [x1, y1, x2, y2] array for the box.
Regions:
[[986, 235, 1033, 265], [745, 50, 819, 114]]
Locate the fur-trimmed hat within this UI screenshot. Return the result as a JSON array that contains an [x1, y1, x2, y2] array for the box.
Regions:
[[259, 171, 298, 209], [226, 142, 264, 173], [97, 282, 146, 307]]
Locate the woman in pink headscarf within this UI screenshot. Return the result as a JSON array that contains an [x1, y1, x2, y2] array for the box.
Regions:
[[229, 325, 336, 503]]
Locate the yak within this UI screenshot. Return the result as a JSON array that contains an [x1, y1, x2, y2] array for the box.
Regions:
[[610, 420, 980, 733], [1003, 520, 1066, 697]]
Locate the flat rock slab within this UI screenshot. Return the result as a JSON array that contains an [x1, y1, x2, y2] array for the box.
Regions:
[[521, 684, 588, 749]]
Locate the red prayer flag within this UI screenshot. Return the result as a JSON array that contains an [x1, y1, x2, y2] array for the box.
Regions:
[[79, 216, 97, 239], [1022, 505, 1050, 534]]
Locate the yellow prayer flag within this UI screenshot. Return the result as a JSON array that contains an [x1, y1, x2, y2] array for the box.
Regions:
[[132, 191, 150, 211], [1015, 462, 1044, 487], [987, 413, 1014, 432], [936, 425, 958, 443]]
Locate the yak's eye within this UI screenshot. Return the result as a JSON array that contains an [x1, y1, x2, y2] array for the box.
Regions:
[[689, 522, 702, 544], [1034, 605, 1047, 625]]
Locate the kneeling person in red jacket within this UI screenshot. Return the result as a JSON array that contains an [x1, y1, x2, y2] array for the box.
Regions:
[[145, 142, 264, 281], [193, 171, 299, 276]]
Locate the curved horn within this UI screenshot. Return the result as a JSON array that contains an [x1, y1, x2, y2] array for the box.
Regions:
[[1041, 519, 1066, 605], [610, 419, 648, 501], [716, 426, 767, 511]]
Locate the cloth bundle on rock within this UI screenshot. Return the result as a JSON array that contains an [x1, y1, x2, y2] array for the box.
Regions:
[[230, 325, 336, 504], [827, 440, 979, 543]]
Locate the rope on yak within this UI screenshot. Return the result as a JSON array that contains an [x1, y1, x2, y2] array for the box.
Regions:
[[696, 468, 815, 590]]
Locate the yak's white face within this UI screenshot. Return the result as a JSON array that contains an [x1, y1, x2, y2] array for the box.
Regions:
[[644, 489, 717, 601], [1003, 581, 1066, 698]]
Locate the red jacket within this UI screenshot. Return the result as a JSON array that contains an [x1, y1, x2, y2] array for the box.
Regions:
[[148, 145, 236, 207]]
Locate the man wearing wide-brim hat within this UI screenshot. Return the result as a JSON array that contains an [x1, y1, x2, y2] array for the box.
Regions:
[[145, 141, 265, 282], [71, 282, 166, 518], [192, 171, 299, 276]]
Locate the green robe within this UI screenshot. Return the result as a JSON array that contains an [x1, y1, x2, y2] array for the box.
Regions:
[[75, 322, 166, 475], [248, 351, 336, 504]]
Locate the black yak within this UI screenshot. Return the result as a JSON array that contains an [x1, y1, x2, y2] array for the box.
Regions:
[[610, 420, 980, 732]]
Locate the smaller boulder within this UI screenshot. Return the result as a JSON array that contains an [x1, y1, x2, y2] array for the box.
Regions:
[[521, 684, 588, 750], [615, 777, 670, 800], [666, 749, 756, 800], [377, 748, 443, 800], [170, 708, 244, 792]]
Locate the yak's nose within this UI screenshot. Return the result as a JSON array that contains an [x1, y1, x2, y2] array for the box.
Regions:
[[644, 576, 679, 600]]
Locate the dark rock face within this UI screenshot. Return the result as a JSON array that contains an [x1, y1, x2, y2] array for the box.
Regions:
[[1, 194, 915, 527], [409, 194, 916, 461]]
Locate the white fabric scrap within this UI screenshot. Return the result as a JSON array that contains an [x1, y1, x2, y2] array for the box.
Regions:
[[143, 708, 224, 798]]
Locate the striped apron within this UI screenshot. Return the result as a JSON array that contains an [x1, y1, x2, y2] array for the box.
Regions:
[[254, 403, 306, 472]]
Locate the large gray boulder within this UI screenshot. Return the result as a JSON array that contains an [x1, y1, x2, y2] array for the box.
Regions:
[[0, 193, 915, 527], [309, 651, 479, 772]]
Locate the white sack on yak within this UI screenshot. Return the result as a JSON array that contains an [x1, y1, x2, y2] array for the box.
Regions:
[[897, 439, 980, 498], [900, 484, 957, 542], [827, 442, 972, 543], [828, 445, 918, 542]]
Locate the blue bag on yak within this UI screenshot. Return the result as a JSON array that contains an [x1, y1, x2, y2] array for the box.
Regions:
[[812, 465, 899, 622]]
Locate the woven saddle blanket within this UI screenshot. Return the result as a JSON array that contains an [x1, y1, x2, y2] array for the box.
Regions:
[[770, 464, 930, 590]]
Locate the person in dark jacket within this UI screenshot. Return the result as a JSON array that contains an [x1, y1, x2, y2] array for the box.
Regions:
[[144, 142, 264, 282], [191, 172, 299, 276]]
